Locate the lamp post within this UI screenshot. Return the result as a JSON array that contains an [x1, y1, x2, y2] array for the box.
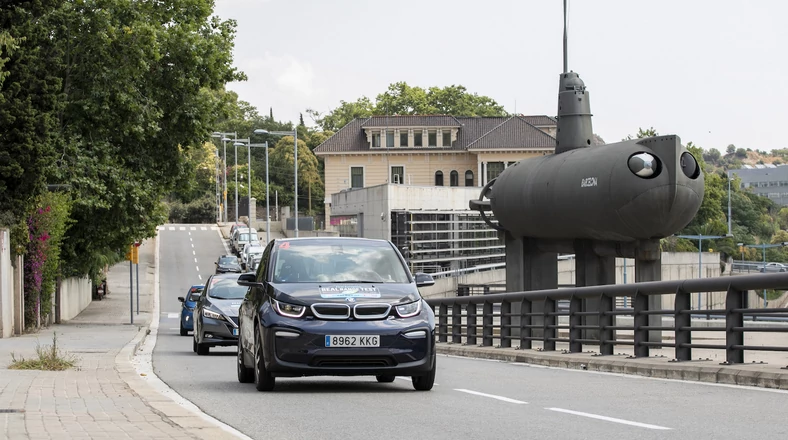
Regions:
[[233, 138, 251, 222], [727, 170, 733, 236], [740, 241, 788, 307], [677, 233, 732, 310], [212, 131, 237, 223], [254, 128, 299, 237], [245, 141, 270, 244]]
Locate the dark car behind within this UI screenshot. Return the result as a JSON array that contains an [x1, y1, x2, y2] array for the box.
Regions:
[[215, 255, 242, 274]]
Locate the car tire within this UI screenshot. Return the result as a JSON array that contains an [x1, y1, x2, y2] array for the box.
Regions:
[[237, 334, 254, 384], [180, 323, 188, 336], [254, 329, 275, 391], [192, 337, 197, 353], [376, 375, 396, 383], [195, 334, 209, 355], [412, 356, 436, 391]]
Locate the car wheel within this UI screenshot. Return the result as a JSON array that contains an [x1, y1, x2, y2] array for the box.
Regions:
[[254, 329, 275, 391], [412, 356, 436, 391], [180, 322, 188, 336], [195, 333, 209, 355], [237, 333, 254, 384], [192, 337, 197, 353], [376, 375, 396, 383]]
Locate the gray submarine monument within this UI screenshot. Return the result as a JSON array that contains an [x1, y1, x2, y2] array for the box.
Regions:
[[469, 0, 705, 347]]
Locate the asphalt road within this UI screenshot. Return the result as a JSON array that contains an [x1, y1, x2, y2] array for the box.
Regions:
[[153, 224, 788, 440]]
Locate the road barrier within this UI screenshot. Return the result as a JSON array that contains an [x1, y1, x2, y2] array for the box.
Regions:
[[425, 272, 788, 365]]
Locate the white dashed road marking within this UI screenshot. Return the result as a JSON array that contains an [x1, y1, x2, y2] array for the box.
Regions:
[[198, 274, 202, 280], [454, 389, 527, 404], [211, 226, 218, 230], [192, 250, 195, 255], [167, 313, 178, 319], [546, 408, 671, 430], [190, 226, 196, 230], [196, 266, 200, 272], [201, 227, 207, 231], [179, 226, 185, 231], [169, 227, 175, 231]]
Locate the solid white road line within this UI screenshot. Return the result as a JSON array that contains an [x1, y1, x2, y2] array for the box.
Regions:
[[216, 227, 232, 255], [546, 408, 671, 430], [454, 389, 527, 404]]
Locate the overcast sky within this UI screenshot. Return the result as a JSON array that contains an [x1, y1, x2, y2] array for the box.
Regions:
[[213, 0, 786, 153]]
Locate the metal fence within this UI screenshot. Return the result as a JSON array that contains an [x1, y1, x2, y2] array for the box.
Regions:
[[425, 272, 788, 365]]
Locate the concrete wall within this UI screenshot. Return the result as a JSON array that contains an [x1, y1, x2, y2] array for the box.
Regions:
[[0, 229, 13, 338], [420, 252, 723, 303], [59, 277, 92, 321]]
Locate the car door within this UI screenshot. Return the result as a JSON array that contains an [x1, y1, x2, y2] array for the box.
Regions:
[[241, 241, 273, 353]]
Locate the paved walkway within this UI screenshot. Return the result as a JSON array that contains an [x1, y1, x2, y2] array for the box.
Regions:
[[0, 236, 246, 440]]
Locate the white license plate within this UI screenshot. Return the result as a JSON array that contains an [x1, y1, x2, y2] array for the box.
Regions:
[[325, 335, 379, 347], [232, 328, 239, 336]]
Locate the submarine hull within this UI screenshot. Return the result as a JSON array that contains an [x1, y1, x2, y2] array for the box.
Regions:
[[489, 135, 705, 242]]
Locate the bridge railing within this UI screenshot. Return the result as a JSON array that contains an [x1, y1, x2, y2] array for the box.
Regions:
[[425, 272, 788, 365]]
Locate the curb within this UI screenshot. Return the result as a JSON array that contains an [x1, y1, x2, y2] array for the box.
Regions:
[[116, 230, 253, 440], [436, 344, 788, 391]]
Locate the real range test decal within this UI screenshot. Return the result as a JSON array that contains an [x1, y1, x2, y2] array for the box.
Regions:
[[318, 285, 381, 299]]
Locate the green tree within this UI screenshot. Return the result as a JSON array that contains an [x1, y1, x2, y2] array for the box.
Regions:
[[307, 82, 507, 132], [268, 136, 323, 215]]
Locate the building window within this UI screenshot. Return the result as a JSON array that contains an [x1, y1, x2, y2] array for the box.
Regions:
[[350, 167, 364, 188], [372, 132, 381, 148], [465, 170, 474, 186], [443, 131, 451, 147], [428, 130, 437, 147], [450, 170, 459, 187], [414, 132, 423, 147], [386, 130, 394, 148], [391, 166, 404, 184], [435, 171, 444, 186], [487, 162, 505, 180], [400, 132, 408, 147]]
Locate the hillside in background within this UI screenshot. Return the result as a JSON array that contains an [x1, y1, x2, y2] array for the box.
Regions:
[[702, 145, 788, 173]]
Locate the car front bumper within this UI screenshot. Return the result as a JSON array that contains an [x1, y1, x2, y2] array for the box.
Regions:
[[260, 314, 435, 377], [199, 315, 239, 347]]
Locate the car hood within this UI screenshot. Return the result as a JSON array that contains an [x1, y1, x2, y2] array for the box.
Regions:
[[271, 283, 420, 306], [206, 297, 244, 317]]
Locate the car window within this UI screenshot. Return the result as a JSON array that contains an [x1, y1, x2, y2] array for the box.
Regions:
[[271, 240, 410, 284], [219, 256, 238, 264], [207, 277, 249, 299], [188, 292, 202, 301]]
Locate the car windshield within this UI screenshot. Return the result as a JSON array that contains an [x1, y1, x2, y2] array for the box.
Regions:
[[207, 277, 248, 299], [219, 256, 238, 265], [188, 292, 202, 301], [272, 240, 410, 284], [239, 233, 257, 242]]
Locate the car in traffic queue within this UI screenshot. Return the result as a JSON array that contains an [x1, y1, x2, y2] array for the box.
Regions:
[[215, 255, 242, 274], [235, 237, 437, 392], [177, 284, 204, 336], [193, 273, 247, 355]]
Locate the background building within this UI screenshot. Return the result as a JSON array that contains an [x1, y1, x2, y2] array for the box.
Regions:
[[731, 164, 788, 206]]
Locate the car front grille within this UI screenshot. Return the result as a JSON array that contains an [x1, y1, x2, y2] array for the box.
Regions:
[[311, 304, 351, 320], [310, 356, 397, 368], [352, 304, 391, 320]]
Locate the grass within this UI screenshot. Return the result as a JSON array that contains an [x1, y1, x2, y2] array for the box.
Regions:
[[755, 289, 785, 302], [8, 332, 79, 371]]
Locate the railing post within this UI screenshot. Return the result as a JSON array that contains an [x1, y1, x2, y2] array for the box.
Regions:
[[569, 295, 582, 353], [599, 293, 614, 356], [482, 301, 493, 347], [520, 298, 532, 350], [674, 287, 692, 361], [438, 304, 448, 343], [466, 303, 477, 346], [725, 286, 745, 364], [632, 291, 649, 358], [543, 297, 556, 351], [501, 300, 511, 348], [452, 303, 462, 344]]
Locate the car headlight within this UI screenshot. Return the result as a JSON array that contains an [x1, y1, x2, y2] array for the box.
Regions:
[[203, 309, 222, 320], [272, 299, 306, 318], [395, 300, 422, 318]]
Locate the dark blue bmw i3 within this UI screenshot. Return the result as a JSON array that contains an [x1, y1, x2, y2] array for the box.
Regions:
[[236, 237, 436, 392]]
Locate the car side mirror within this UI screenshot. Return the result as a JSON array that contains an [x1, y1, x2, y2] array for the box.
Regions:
[[237, 272, 264, 287], [214, 261, 218, 265], [177, 296, 185, 302], [414, 272, 435, 288]]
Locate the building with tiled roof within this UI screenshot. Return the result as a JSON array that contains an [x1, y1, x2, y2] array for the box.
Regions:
[[314, 114, 557, 197]]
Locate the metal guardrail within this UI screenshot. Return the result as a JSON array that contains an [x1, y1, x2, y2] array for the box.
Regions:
[[429, 254, 576, 279], [425, 272, 788, 365]]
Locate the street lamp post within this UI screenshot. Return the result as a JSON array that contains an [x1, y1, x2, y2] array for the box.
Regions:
[[740, 241, 788, 307], [212, 131, 237, 223], [233, 138, 251, 223], [677, 233, 732, 310], [245, 142, 270, 244], [254, 128, 299, 237]]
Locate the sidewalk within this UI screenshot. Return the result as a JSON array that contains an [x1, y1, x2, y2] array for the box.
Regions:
[[0, 235, 246, 440]]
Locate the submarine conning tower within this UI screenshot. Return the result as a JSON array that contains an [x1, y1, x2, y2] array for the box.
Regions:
[[555, 71, 594, 154]]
